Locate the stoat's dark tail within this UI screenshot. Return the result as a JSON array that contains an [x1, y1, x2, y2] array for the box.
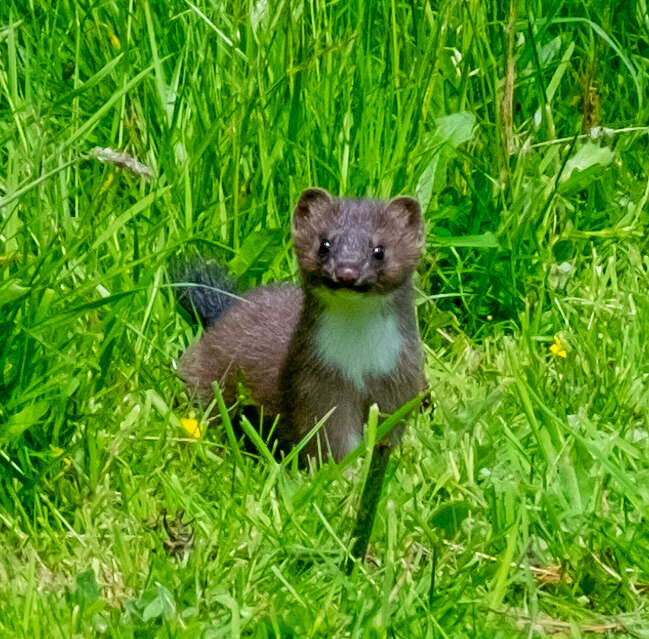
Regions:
[[173, 259, 238, 328]]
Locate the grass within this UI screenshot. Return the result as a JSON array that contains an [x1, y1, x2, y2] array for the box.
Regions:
[[1, 0, 649, 636]]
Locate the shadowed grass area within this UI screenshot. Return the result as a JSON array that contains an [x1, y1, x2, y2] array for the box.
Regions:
[[1, 0, 649, 636]]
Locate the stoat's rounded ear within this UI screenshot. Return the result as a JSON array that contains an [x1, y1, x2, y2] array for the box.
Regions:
[[293, 188, 333, 221], [386, 196, 423, 234]]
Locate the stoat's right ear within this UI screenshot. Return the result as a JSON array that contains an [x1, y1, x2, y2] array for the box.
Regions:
[[293, 188, 333, 223], [386, 196, 422, 232]]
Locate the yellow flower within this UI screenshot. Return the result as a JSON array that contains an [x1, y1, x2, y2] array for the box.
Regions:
[[549, 335, 567, 358], [180, 412, 203, 438]]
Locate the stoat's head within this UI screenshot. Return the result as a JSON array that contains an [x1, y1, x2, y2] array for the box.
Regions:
[[292, 188, 423, 296]]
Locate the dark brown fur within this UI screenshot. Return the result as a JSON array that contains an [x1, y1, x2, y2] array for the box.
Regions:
[[180, 285, 302, 415], [180, 188, 425, 462]]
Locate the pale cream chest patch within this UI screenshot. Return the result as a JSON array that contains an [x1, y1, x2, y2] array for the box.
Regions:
[[314, 290, 402, 389]]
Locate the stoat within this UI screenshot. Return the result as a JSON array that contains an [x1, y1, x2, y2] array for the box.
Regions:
[[178, 188, 425, 462]]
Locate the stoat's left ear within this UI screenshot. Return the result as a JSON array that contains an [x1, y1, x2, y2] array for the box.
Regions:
[[386, 196, 423, 237], [293, 188, 333, 224]]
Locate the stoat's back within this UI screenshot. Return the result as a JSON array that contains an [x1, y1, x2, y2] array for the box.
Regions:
[[180, 285, 303, 413]]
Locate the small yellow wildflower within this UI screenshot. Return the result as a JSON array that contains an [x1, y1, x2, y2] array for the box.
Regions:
[[549, 335, 567, 358], [180, 412, 203, 438]]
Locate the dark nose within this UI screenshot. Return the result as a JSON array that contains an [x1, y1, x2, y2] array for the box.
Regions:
[[335, 266, 359, 284]]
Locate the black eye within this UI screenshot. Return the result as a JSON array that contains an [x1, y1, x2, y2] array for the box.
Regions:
[[372, 245, 385, 260], [319, 239, 331, 256]]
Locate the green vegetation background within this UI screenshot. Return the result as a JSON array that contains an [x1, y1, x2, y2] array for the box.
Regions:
[[1, 0, 649, 637]]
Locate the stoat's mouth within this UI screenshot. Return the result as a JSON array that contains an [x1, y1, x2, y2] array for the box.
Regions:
[[322, 278, 373, 294]]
